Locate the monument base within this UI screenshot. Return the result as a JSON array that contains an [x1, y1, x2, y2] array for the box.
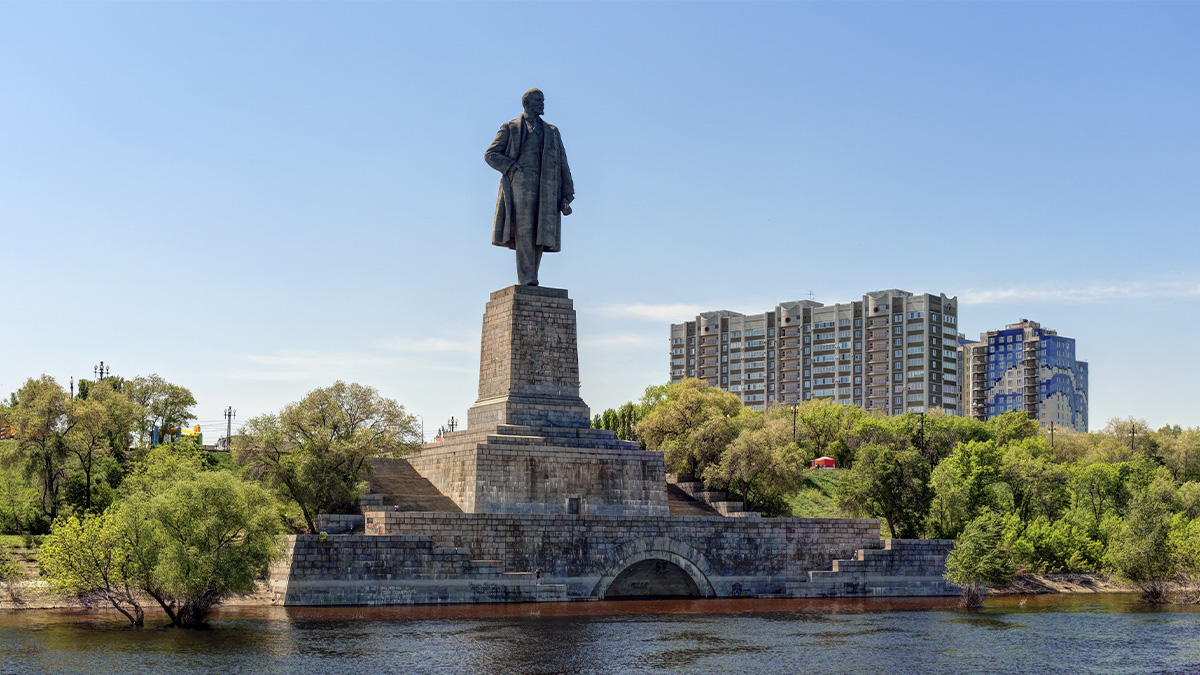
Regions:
[[404, 284, 669, 517], [408, 425, 669, 516]]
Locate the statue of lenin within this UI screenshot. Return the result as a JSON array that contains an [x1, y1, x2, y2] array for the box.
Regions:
[[485, 89, 574, 286]]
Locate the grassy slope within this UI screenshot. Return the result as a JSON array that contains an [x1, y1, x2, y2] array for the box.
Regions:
[[785, 468, 845, 518]]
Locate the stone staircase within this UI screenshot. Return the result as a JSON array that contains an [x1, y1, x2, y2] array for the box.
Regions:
[[665, 482, 721, 516], [363, 457, 463, 513], [433, 424, 639, 452], [666, 474, 761, 518], [786, 538, 959, 598]]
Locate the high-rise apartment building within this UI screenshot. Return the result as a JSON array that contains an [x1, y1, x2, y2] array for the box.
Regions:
[[670, 289, 961, 415], [961, 320, 1088, 431]]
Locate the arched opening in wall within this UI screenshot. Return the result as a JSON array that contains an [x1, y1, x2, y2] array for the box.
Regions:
[[603, 559, 702, 599]]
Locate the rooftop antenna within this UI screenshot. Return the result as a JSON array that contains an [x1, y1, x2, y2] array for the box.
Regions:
[[807, 290, 816, 301]]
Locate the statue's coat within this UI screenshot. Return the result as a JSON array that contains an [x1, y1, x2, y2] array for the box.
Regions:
[[485, 116, 574, 253]]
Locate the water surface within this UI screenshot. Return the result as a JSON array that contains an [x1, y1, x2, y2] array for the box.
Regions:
[[1, 595, 1198, 674]]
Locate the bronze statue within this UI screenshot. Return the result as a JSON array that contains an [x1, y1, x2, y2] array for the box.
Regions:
[[485, 89, 574, 286]]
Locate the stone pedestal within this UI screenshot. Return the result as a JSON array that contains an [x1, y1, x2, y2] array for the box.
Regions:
[[407, 285, 669, 517], [467, 286, 590, 430]]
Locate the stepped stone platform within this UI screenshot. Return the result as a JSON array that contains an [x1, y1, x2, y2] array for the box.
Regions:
[[267, 285, 959, 605]]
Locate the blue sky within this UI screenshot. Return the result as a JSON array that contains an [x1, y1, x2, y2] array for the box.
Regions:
[[2, 2, 1198, 437]]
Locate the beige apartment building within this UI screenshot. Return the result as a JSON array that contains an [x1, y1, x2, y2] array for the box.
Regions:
[[670, 289, 961, 415]]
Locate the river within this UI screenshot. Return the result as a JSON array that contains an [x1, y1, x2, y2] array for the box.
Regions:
[[1, 594, 1198, 674]]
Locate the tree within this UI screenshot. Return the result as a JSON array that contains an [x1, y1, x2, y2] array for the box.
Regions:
[[592, 384, 670, 448], [1105, 477, 1180, 603], [791, 399, 863, 468], [927, 440, 1003, 539], [126, 374, 196, 445], [234, 381, 420, 532], [838, 441, 932, 539], [703, 409, 801, 514], [1069, 462, 1128, 534], [987, 411, 1040, 447], [2, 376, 72, 521], [63, 397, 115, 514], [637, 379, 750, 480], [0, 468, 45, 534], [0, 546, 24, 602], [1158, 427, 1200, 482], [944, 510, 1014, 608], [115, 452, 282, 626], [41, 450, 284, 627], [1000, 438, 1070, 523], [38, 512, 147, 625]]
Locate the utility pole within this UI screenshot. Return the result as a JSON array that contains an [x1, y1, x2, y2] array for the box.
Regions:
[[1050, 422, 1055, 449], [791, 404, 798, 442], [1131, 426, 1136, 453], [224, 406, 236, 446]]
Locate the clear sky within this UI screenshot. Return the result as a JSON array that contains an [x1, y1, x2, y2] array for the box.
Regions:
[[3, 2, 1199, 438]]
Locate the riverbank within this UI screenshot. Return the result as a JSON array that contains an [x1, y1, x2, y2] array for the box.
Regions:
[[992, 573, 1130, 595]]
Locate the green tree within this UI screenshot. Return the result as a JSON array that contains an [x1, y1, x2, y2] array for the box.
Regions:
[[2, 376, 72, 521], [838, 441, 931, 539], [1001, 513, 1103, 573], [116, 452, 282, 626], [944, 510, 1014, 608], [927, 440, 1003, 539], [1069, 462, 1128, 534], [234, 381, 420, 532], [636, 379, 750, 480], [791, 399, 864, 468], [126, 374, 197, 445], [41, 450, 283, 627], [0, 545, 24, 601], [1157, 427, 1200, 482], [986, 411, 1040, 446], [1105, 476, 1180, 603], [1000, 437, 1070, 522], [703, 409, 801, 514], [591, 384, 670, 448], [38, 512, 147, 625], [0, 468, 45, 534]]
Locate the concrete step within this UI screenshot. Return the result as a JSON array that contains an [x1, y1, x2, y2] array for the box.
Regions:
[[712, 501, 744, 514], [666, 483, 721, 517], [467, 560, 505, 575]]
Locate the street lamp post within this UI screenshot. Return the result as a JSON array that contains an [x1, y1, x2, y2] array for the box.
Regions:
[[94, 361, 110, 381], [791, 404, 798, 442]]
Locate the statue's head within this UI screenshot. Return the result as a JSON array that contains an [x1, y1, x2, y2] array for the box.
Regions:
[[522, 88, 545, 117]]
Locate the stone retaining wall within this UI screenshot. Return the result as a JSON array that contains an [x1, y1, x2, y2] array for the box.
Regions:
[[271, 512, 888, 605]]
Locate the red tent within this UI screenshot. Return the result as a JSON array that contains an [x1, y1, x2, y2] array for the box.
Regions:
[[811, 456, 837, 469]]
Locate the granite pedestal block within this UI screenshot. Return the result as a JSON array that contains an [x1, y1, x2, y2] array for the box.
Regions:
[[407, 286, 669, 517]]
